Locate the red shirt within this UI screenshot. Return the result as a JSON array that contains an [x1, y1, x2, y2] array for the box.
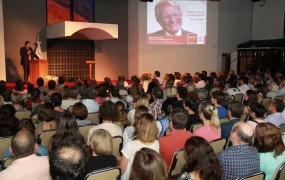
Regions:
[[158, 129, 193, 170]]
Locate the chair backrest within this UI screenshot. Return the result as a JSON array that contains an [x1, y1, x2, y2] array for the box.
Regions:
[[262, 97, 272, 110], [234, 93, 244, 103], [37, 130, 56, 147], [0, 136, 13, 160], [87, 113, 100, 125], [1, 156, 15, 170], [84, 166, 121, 180], [279, 123, 285, 134], [239, 113, 249, 122], [168, 148, 187, 177], [31, 114, 38, 121], [272, 161, 285, 180], [112, 136, 123, 157], [220, 117, 229, 124], [79, 124, 96, 143], [31, 102, 41, 112], [15, 111, 32, 120], [275, 96, 283, 101], [190, 123, 203, 133], [209, 138, 227, 154], [67, 105, 74, 113], [236, 171, 265, 180]]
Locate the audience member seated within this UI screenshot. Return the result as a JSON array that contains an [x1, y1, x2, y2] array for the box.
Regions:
[[247, 103, 266, 129], [149, 87, 164, 120], [173, 86, 187, 109], [0, 130, 51, 180], [11, 91, 26, 111], [48, 111, 84, 152], [193, 102, 221, 142], [49, 138, 87, 180], [4, 119, 48, 159], [118, 75, 129, 88], [264, 99, 285, 127], [178, 136, 222, 180], [195, 73, 206, 89], [75, 81, 85, 99], [50, 92, 65, 120], [0, 104, 19, 137], [116, 79, 128, 97], [37, 102, 57, 133], [225, 74, 241, 97], [243, 90, 258, 114], [55, 75, 65, 94], [116, 101, 128, 129], [217, 122, 260, 180], [146, 81, 157, 104], [161, 85, 177, 116], [47, 80, 58, 96], [127, 93, 149, 124], [238, 76, 250, 95], [13, 79, 28, 95], [81, 86, 100, 113], [221, 101, 243, 140], [277, 76, 285, 96], [120, 113, 159, 180], [61, 86, 80, 110], [130, 148, 168, 180], [72, 102, 93, 126], [183, 98, 199, 130], [255, 83, 266, 103], [106, 85, 127, 108], [26, 88, 41, 111], [159, 108, 193, 169], [123, 105, 149, 148], [153, 71, 163, 86], [33, 92, 50, 114], [211, 90, 228, 119], [197, 88, 208, 103], [254, 123, 285, 180], [36, 77, 47, 93], [126, 81, 143, 108], [87, 129, 118, 174], [2, 88, 12, 104], [87, 101, 122, 145], [266, 82, 278, 99]]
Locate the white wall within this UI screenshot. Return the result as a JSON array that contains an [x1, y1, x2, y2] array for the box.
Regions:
[[0, 0, 6, 80], [252, 0, 285, 40]]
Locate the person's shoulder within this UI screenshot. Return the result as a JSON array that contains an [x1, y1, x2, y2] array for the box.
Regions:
[[181, 29, 196, 35], [148, 30, 165, 35]]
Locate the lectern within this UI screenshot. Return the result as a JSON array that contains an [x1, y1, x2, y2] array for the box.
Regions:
[[29, 59, 48, 85]]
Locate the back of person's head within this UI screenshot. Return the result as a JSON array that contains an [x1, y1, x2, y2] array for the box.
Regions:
[[99, 100, 119, 122], [245, 90, 258, 104], [136, 94, 150, 108], [255, 123, 285, 157], [147, 82, 158, 94], [89, 129, 113, 156], [154, 71, 161, 78], [36, 77, 44, 87], [19, 118, 36, 134], [11, 91, 23, 104], [183, 136, 222, 180], [116, 80, 125, 90], [129, 83, 143, 101], [51, 92, 62, 107], [31, 88, 41, 99], [135, 113, 157, 143], [228, 101, 244, 118], [66, 86, 78, 99], [168, 74, 175, 81], [182, 73, 193, 84], [0, 104, 19, 137], [184, 97, 198, 114], [130, 148, 168, 180], [49, 138, 87, 180], [2, 88, 12, 102], [198, 102, 220, 131], [0, 104, 16, 118], [152, 87, 163, 99], [15, 79, 24, 91], [270, 99, 284, 112], [72, 102, 88, 120], [170, 108, 188, 130], [177, 86, 188, 99], [11, 130, 35, 159], [239, 76, 248, 84], [231, 122, 254, 145], [228, 74, 238, 88], [166, 87, 177, 98], [85, 86, 97, 99], [58, 76, 65, 85], [250, 103, 266, 118], [130, 105, 149, 126], [109, 85, 120, 98], [27, 84, 34, 94], [40, 91, 50, 103], [48, 80, 56, 90], [175, 72, 181, 80], [118, 75, 126, 82], [207, 76, 214, 85], [38, 102, 55, 122], [211, 90, 225, 105], [165, 78, 174, 88]]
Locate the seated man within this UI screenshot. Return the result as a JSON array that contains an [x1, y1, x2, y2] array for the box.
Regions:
[[149, 87, 164, 120], [49, 138, 87, 180], [264, 99, 285, 127], [0, 130, 51, 180], [217, 122, 260, 179], [221, 101, 243, 140], [158, 108, 193, 169]]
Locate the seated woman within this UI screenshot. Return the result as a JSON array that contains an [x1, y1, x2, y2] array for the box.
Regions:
[[4, 118, 48, 159], [86, 129, 118, 174], [254, 123, 285, 180], [183, 98, 200, 131], [0, 104, 19, 137], [72, 102, 92, 126], [11, 92, 26, 111], [210, 90, 228, 119], [48, 111, 84, 152], [26, 88, 41, 111], [61, 86, 80, 110], [178, 136, 222, 180], [37, 102, 57, 134], [193, 102, 221, 142], [115, 101, 128, 129], [120, 113, 159, 180], [130, 148, 168, 180], [243, 90, 258, 115]]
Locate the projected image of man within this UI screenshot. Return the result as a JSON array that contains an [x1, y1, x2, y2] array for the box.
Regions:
[[152, 0, 189, 36]]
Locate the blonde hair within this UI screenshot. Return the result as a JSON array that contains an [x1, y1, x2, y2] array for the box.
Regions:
[[166, 87, 177, 98], [135, 113, 158, 143], [198, 102, 220, 131], [89, 129, 113, 156], [136, 94, 150, 108]]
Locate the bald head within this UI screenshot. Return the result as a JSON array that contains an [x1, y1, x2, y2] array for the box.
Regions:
[[11, 130, 35, 159], [231, 122, 254, 145]]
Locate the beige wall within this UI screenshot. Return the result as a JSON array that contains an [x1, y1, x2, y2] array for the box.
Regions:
[[0, 0, 6, 80]]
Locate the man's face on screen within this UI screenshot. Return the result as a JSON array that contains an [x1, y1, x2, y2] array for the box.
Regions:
[[157, 2, 182, 35]]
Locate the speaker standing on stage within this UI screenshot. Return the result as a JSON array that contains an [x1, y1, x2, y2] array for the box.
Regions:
[[20, 41, 39, 82]]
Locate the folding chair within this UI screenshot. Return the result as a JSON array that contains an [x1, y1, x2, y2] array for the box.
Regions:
[[272, 161, 285, 180], [233, 93, 244, 103], [1, 156, 14, 170], [87, 113, 100, 125], [209, 138, 227, 154], [112, 136, 123, 157], [37, 130, 56, 147], [168, 148, 187, 177], [220, 117, 229, 124], [0, 136, 13, 160], [262, 97, 272, 110], [236, 171, 265, 180], [84, 166, 121, 180], [239, 113, 249, 122], [279, 124, 285, 134], [15, 111, 32, 120], [190, 123, 203, 133], [79, 124, 96, 143]]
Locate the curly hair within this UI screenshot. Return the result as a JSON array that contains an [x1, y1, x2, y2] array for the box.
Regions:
[[99, 101, 119, 122]]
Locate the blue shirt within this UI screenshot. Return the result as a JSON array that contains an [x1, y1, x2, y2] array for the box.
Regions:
[[217, 144, 260, 180], [260, 151, 285, 180], [221, 119, 239, 139], [217, 106, 228, 119], [4, 144, 48, 159], [264, 113, 285, 127]]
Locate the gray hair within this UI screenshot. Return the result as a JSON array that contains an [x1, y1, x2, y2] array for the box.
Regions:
[[155, 0, 182, 19]]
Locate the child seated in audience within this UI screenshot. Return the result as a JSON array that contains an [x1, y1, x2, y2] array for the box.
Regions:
[[210, 90, 228, 119]]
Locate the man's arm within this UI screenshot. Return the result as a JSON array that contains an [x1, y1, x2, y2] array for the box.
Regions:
[[30, 48, 39, 60]]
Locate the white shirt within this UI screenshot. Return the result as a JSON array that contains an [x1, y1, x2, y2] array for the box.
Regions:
[[165, 28, 182, 36], [81, 99, 100, 113], [238, 84, 250, 94]]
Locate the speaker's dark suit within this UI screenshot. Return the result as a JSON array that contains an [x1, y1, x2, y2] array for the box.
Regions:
[[20, 46, 39, 82]]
